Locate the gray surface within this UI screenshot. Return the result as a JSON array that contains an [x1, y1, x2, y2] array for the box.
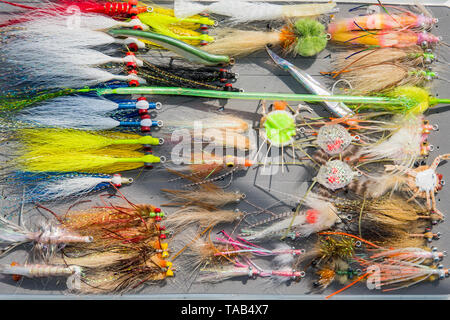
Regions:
[[0, 1, 449, 299]]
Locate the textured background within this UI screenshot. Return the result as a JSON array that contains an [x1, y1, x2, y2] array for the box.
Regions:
[[0, 1, 449, 299]]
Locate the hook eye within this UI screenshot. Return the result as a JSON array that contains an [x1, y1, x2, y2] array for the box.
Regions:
[[433, 124, 439, 131], [158, 138, 165, 145], [429, 144, 434, 152], [147, 6, 154, 13], [298, 127, 306, 134], [355, 241, 362, 248], [326, 33, 332, 40], [157, 120, 164, 127], [299, 271, 306, 277], [159, 156, 167, 163], [226, 162, 235, 168], [155, 102, 162, 110], [331, 79, 353, 95]]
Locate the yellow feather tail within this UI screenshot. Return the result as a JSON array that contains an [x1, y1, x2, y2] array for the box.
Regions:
[[17, 149, 148, 173], [17, 129, 147, 153]]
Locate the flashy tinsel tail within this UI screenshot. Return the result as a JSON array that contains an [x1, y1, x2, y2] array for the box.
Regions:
[[0, 88, 77, 113]]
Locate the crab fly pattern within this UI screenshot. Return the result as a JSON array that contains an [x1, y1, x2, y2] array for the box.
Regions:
[[316, 160, 360, 191], [255, 100, 360, 168], [254, 101, 384, 203], [384, 153, 450, 220], [315, 124, 355, 156]]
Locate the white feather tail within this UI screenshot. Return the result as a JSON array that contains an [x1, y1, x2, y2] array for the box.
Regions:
[[174, 0, 336, 23], [33, 176, 114, 201], [361, 116, 423, 168], [0, 215, 30, 244]]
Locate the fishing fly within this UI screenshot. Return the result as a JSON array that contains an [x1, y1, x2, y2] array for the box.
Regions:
[[174, 0, 337, 23]]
